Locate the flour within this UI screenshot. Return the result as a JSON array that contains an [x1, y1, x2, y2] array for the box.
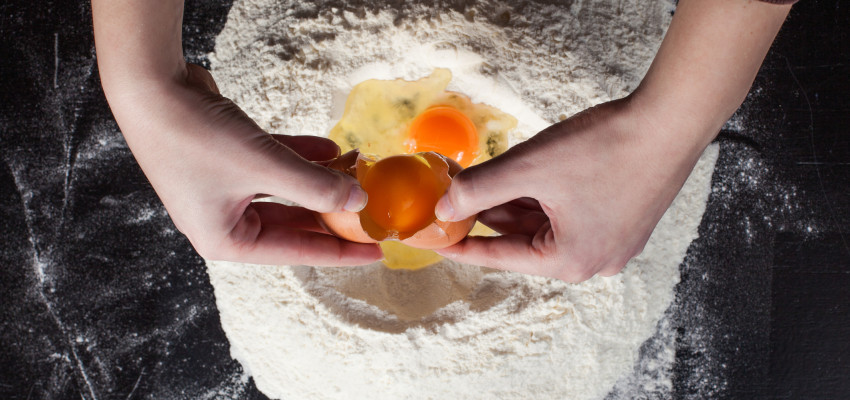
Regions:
[[205, 0, 719, 399]]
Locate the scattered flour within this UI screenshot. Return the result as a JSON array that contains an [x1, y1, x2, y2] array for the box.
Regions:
[[205, 0, 719, 399]]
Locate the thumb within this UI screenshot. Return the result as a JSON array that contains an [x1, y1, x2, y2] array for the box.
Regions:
[[435, 145, 542, 222], [251, 137, 367, 214]]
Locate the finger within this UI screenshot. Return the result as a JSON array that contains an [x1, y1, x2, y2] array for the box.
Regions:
[[435, 143, 546, 222], [250, 201, 326, 233], [222, 205, 382, 266], [436, 222, 597, 283], [508, 197, 543, 211], [434, 234, 550, 276], [238, 226, 383, 266], [245, 225, 382, 266], [248, 136, 368, 214], [477, 203, 549, 236], [270, 134, 340, 163]]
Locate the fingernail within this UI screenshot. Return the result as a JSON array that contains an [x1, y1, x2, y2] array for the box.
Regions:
[[434, 194, 456, 222], [343, 185, 368, 212]]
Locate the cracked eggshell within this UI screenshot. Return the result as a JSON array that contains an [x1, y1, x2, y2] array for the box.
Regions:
[[318, 149, 477, 250]]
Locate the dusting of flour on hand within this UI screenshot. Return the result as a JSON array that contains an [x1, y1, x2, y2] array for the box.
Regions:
[[205, 0, 719, 399]]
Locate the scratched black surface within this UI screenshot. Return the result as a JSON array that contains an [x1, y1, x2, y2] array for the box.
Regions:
[[1, 0, 847, 399]]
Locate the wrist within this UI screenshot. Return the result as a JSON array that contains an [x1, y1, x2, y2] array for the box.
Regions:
[[100, 62, 189, 109], [617, 88, 720, 206], [92, 0, 187, 105], [625, 87, 720, 157]]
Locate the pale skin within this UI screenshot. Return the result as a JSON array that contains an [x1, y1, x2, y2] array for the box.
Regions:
[[92, 0, 791, 278], [93, 0, 381, 266], [434, 0, 792, 281]]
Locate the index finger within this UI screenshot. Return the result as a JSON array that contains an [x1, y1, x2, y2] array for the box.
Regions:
[[220, 203, 383, 266], [435, 233, 552, 277], [239, 224, 383, 267], [437, 232, 600, 283]]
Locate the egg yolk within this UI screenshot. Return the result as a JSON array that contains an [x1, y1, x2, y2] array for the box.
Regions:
[[405, 106, 479, 168], [358, 154, 448, 240]]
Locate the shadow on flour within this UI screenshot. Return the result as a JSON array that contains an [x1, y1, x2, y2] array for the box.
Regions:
[[291, 261, 517, 333]]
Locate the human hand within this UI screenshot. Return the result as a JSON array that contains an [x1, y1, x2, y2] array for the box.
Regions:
[[92, 0, 382, 266], [432, 0, 791, 282], [433, 98, 709, 282], [107, 63, 382, 266]]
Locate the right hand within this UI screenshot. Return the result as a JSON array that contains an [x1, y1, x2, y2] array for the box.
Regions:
[[107, 63, 382, 266], [433, 98, 702, 282]]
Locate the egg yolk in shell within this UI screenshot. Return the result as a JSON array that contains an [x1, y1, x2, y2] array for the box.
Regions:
[[357, 153, 451, 241], [405, 106, 479, 168]]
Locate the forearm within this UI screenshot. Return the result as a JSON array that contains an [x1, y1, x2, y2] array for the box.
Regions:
[[91, 0, 227, 202], [633, 0, 791, 151], [92, 0, 186, 101]]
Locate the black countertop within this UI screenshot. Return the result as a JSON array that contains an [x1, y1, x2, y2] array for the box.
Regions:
[[1, 0, 848, 399]]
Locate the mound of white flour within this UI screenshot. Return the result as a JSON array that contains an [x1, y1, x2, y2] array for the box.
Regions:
[[206, 0, 719, 399]]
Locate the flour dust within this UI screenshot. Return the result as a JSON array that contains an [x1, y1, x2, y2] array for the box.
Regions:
[[205, 0, 719, 399]]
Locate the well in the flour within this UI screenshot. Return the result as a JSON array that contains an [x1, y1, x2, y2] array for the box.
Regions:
[[205, 0, 716, 399]]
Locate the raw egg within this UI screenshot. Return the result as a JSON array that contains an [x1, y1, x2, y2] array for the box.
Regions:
[[405, 106, 479, 168], [325, 69, 516, 269], [318, 149, 476, 250], [328, 68, 517, 166]]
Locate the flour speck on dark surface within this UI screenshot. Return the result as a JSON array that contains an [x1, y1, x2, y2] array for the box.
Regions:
[[1, 1, 250, 399], [1, 0, 848, 399]]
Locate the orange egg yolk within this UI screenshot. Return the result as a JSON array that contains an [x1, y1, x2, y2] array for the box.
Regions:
[[405, 106, 478, 168], [359, 154, 447, 240]]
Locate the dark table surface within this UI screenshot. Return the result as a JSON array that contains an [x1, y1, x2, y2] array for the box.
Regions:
[[1, 0, 848, 399]]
